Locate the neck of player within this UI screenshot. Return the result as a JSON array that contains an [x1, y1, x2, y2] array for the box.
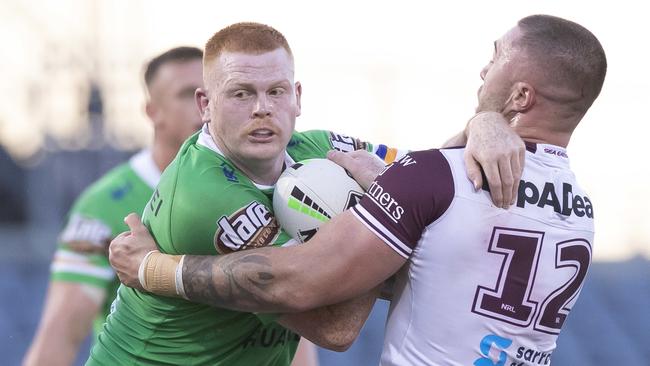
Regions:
[[152, 135, 181, 172], [510, 113, 576, 148]]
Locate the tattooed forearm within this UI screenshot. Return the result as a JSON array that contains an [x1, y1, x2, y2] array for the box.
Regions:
[[182, 252, 283, 312]]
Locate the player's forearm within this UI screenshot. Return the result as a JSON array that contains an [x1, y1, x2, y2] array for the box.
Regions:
[[180, 247, 312, 313], [141, 213, 396, 312], [279, 288, 379, 352], [24, 282, 99, 366], [23, 337, 78, 366]]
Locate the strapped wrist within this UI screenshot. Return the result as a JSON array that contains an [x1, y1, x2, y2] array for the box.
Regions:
[[138, 250, 186, 299]]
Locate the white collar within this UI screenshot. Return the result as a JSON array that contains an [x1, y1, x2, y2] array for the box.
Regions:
[[196, 124, 295, 189], [129, 149, 162, 189], [528, 143, 571, 168]]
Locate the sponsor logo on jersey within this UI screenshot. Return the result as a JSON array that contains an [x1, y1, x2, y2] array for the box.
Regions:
[[474, 334, 512, 366], [377, 162, 394, 177], [376, 155, 414, 179], [474, 333, 553, 365], [543, 147, 568, 159], [366, 181, 404, 221], [59, 214, 112, 253], [214, 201, 280, 253], [240, 326, 300, 349], [516, 181, 593, 218], [397, 154, 417, 167], [515, 346, 553, 365], [329, 132, 368, 153]]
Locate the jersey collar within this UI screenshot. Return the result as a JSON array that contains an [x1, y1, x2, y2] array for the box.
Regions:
[[525, 142, 570, 168], [129, 149, 161, 189], [197, 123, 295, 188]]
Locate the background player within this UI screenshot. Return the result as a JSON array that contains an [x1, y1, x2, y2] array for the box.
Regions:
[[110, 14, 606, 365], [23, 46, 204, 366]]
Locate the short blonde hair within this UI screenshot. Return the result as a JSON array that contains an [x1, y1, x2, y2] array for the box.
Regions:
[[204, 22, 293, 68]]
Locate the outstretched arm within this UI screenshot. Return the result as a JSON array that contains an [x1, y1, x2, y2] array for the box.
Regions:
[[110, 213, 404, 313], [183, 211, 401, 312]]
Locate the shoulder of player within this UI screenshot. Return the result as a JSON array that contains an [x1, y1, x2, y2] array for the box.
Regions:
[[386, 149, 454, 182], [373, 148, 455, 211], [169, 145, 264, 198], [285, 130, 330, 158], [163, 153, 272, 226], [71, 162, 148, 212]]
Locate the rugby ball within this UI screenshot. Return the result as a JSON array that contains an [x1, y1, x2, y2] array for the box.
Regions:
[[273, 158, 364, 243]]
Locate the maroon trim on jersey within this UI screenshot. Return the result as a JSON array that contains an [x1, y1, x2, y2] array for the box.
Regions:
[[525, 141, 537, 153], [351, 206, 411, 258], [354, 149, 455, 257]]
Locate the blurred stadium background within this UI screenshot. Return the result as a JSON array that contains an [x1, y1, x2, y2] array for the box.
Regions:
[[1, 0, 648, 365]]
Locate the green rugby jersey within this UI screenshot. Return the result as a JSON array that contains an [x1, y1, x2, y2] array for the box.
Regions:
[[88, 127, 405, 366], [50, 150, 160, 339]]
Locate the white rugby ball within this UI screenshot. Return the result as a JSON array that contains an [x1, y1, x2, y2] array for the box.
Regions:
[[273, 158, 364, 243]]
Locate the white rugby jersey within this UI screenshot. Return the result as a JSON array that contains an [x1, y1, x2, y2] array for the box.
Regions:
[[351, 143, 594, 366]]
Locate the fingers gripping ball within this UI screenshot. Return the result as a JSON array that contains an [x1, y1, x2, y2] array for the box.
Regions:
[[273, 158, 364, 243]]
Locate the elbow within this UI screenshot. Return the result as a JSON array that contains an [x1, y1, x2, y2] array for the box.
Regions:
[[318, 328, 359, 352]]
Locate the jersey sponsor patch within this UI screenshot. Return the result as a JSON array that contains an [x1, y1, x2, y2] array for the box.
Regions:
[[329, 132, 368, 153], [214, 201, 281, 253], [516, 180, 594, 218], [59, 214, 112, 252], [365, 181, 405, 222]]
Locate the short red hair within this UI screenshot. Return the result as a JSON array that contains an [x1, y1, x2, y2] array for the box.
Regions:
[[204, 22, 293, 68]]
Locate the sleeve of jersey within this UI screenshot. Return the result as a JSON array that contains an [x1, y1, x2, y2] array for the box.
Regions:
[[350, 150, 455, 258], [50, 212, 115, 290], [295, 130, 408, 164]]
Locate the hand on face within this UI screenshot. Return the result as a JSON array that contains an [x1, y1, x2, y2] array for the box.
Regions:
[[327, 150, 386, 191], [109, 213, 159, 290]]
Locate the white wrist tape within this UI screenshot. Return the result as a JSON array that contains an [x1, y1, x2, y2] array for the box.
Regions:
[[175, 255, 188, 299]]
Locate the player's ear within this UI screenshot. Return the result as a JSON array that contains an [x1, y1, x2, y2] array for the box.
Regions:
[[509, 81, 536, 113], [195, 88, 211, 123], [294, 81, 302, 117], [145, 100, 162, 127]]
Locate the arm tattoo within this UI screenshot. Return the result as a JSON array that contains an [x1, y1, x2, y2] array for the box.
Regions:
[[182, 253, 277, 310]]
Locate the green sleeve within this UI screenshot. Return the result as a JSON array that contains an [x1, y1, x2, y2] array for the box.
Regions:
[[51, 164, 153, 291], [289, 129, 408, 163]]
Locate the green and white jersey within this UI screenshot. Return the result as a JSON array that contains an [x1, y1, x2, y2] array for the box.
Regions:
[[88, 125, 405, 366], [50, 150, 161, 339]]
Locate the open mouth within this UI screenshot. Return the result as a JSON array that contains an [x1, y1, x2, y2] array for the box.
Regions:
[[249, 128, 275, 141]]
